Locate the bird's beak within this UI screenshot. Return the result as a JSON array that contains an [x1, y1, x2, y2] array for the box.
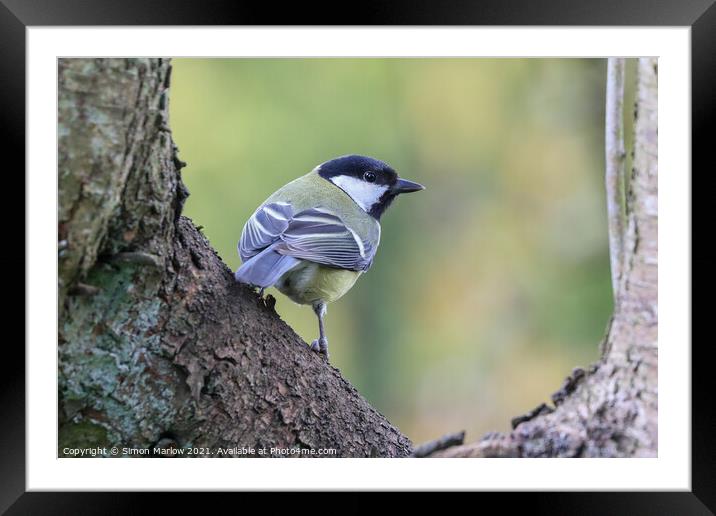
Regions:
[[393, 178, 425, 194]]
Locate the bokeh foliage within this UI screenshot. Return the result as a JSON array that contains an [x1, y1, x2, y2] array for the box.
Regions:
[[170, 58, 612, 443]]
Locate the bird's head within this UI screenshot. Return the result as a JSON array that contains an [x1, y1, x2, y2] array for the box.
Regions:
[[316, 155, 424, 219]]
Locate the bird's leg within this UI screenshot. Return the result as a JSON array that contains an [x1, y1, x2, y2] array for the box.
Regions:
[[310, 301, 329, 358], [258, 287, 265, 298]]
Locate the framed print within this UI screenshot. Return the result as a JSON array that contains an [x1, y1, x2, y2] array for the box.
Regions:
[[6, 0, 710, 511]]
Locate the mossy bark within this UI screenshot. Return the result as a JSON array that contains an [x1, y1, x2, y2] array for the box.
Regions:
[[58, 58, 412, 458]]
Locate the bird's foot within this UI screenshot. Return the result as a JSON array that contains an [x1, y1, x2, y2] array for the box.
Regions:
[[310, 337, 329, 359]]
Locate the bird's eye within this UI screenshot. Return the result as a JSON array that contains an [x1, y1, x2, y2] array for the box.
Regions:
[[364, 171, 376, 183]]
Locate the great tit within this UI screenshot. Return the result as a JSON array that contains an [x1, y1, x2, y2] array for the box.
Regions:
[[234, 154, 424, 358]]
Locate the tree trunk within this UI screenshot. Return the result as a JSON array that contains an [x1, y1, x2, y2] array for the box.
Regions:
[[432, 58, 658, 458], [58, 58, 412, 457]]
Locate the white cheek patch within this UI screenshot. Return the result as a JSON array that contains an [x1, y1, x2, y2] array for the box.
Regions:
[[330, 175, 389, 212]]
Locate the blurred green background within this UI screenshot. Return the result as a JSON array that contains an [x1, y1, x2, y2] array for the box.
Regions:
[[170, 58, 613, 444]]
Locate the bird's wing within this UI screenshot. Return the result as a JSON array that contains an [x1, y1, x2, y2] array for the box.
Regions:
[[277, 207, 375, 272], [238, 201, 294, 262], [239, 202, 374, 272]]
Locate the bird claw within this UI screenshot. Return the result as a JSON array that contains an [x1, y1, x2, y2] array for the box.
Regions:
[[310, 338, 329, 359]]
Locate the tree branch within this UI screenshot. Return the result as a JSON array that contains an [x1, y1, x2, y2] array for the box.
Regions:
[[411, 431, 465, 458], [605, 57, 628, 302]]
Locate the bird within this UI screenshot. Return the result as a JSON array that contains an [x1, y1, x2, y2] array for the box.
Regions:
[[234, 154, 424, 359]]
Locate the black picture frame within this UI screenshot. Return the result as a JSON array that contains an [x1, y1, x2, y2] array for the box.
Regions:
[[6, 0, 709, 512]]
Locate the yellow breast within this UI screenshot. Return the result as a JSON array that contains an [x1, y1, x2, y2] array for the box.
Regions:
[[275, 261, 361, 305]]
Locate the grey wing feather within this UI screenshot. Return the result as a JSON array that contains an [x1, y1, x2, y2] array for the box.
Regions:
[[235, 203, 374, 288], [238, 201, 293, 261], [277, 207, 375, 271], [234, 244, 300, 288], [235, 202, 297, 287]]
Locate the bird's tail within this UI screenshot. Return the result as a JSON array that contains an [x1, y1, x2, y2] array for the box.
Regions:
[[234, 246, 299, 288]]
